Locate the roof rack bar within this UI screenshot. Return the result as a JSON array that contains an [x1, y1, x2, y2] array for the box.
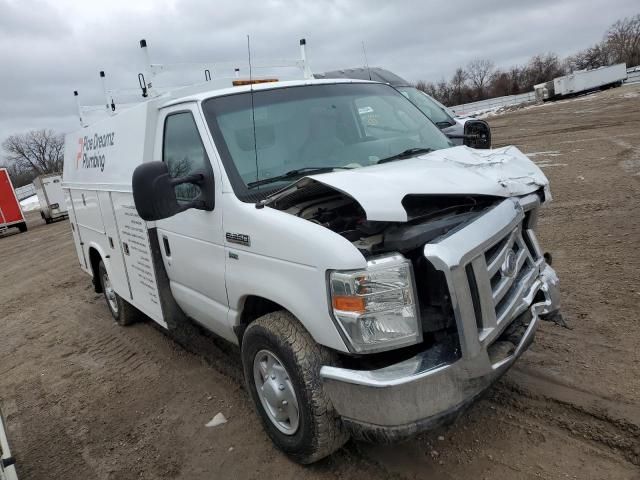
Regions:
[[139, 39, 156, 97], [299, 38, 313, 79], [74, 91, 85, 127], [99, 71, 116, 114]]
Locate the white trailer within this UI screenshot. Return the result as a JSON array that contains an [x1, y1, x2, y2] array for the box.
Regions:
[[535, 63, 627, 101], [33, 173, 68, 223]]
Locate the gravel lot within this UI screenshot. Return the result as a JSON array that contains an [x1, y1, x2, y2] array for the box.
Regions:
[[1, 83, 638, 479]]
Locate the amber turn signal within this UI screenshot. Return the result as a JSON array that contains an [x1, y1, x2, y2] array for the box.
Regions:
[[332, 295, 366, 312]]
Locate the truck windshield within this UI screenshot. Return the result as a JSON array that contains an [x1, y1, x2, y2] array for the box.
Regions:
[[395, 86, 455, 126], [202, 83, 452, 199]]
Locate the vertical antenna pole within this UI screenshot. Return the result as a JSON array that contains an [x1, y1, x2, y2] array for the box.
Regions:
[[247, 35, 259, 186], [362, 41, 372, 81], [139, 39, 154, 97], [299, 38, 313, 79], [74, 91, 85, 127]]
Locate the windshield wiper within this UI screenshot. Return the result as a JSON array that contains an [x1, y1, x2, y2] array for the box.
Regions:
[[247, 167, 349, 189], [377, 147, 433, 164]]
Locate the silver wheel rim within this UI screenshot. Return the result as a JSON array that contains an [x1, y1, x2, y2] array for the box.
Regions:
[[253, 349, 300, 435], [102, 271, 118, 315]]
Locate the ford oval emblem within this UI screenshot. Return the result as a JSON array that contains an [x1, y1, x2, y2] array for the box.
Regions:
[[502, 249, 518, 277]]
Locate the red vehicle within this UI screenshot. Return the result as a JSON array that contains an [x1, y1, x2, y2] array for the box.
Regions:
[[0, 168, 27, 234]]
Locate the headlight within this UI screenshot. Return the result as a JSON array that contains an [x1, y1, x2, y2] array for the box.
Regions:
[[329, 253, 421, 353]]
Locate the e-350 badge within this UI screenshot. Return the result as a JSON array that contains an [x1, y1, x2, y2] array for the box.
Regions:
[[226, 232, 251, 247]]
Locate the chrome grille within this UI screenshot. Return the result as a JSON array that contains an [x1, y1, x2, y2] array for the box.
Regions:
[[485, 225, 536, 323], [465, 219, 539, 345], [424, 196, 543, 357]]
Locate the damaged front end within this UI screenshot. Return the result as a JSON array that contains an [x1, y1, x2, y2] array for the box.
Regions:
[[265, 149, 561, 440]]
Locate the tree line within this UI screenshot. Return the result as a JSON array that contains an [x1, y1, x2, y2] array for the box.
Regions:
[[416, 13, 640, 106], [1, 130, 64, 188]]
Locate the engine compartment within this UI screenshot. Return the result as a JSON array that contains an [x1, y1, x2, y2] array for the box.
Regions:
[[271, 185, 504, 364], [281, 189, 499, 257]]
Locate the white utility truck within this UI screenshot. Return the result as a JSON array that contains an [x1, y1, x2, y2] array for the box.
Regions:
[[63, 39, 561, 463], [33, 173, 68, 224]]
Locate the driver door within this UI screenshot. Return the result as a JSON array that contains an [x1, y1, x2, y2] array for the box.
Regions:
[[153, 103, 232, 342]]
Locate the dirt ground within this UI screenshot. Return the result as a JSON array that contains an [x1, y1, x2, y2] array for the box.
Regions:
[[1, 84, 639, 480]]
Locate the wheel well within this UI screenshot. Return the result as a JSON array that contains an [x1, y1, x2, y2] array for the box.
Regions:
[[236, 295, 283, 344], [88, 247, 103, 293]]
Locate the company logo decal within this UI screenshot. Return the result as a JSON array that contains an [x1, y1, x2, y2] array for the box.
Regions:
[[76, 132, 115, 172]]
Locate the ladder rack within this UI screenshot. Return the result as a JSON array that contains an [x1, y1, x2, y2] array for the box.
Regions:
[[75, 38, 313, 127]]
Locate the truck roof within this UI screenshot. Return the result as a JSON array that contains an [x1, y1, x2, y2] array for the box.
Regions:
[[63, 78, 381, 191], [314, 67, 411, 87], [160, 78, 377, 107]]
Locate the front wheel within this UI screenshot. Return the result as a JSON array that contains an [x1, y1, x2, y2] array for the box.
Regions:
[[98, 260, 139, 326], [241, 311, 348, 464]]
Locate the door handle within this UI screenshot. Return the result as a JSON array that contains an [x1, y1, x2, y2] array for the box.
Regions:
[[162, 235, 171, 257]]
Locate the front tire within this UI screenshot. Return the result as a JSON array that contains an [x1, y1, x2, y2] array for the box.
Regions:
[[98, 260, 138, 326], [241, 311, 348, 464]]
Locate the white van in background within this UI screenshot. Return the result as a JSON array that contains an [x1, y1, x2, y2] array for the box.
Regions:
[[33, 173, 68, 224]]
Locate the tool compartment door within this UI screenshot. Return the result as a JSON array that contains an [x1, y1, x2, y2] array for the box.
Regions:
[[65, 189, 88, 271], [111, 191, 166, 327], [0, 169, 24, 225]]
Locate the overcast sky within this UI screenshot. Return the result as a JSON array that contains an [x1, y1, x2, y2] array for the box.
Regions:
[[0, 0, 638, 151]]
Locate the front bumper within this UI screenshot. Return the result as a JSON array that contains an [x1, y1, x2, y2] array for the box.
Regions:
[[320, 196, 561, 441]]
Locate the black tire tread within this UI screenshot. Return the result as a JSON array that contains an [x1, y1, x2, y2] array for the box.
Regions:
[[98, 260, 139, 326], [244, 311, 348, 463]]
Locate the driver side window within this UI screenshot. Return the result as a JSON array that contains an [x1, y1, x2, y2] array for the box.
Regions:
[[163, 112, 208, 202]]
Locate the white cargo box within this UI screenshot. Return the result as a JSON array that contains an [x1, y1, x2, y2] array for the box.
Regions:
[[33, 173, 68, 222], [63, 100, 167, 327]]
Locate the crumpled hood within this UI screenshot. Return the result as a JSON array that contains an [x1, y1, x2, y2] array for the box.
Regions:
[[267, 145, 550, 222]]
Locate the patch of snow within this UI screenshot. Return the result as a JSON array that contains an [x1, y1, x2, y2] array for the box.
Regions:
[[525, 151, 562, 158], [20, 194, 40, 212]]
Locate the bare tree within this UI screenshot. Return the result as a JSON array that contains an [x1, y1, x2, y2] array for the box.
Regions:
[[435, 78, 452, 106], [450, 67, 468, 104], [566, 42, 612, 71], [490, 70, 512, 97], [605, 14, 640, 67], [521, 53, 565, 90], [414, 80, 428, 93], [2, 129, 64, 175], [467, 59, 495, 98]]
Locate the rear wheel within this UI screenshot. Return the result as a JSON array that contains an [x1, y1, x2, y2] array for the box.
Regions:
[[241, 311, 348, 464], [98, 260, 138, 326], [17, 222, 27, 233]]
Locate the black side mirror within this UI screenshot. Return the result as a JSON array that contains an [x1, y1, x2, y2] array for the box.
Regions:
[[132, 161, 214, 221], [463, 120, 491, 149]]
